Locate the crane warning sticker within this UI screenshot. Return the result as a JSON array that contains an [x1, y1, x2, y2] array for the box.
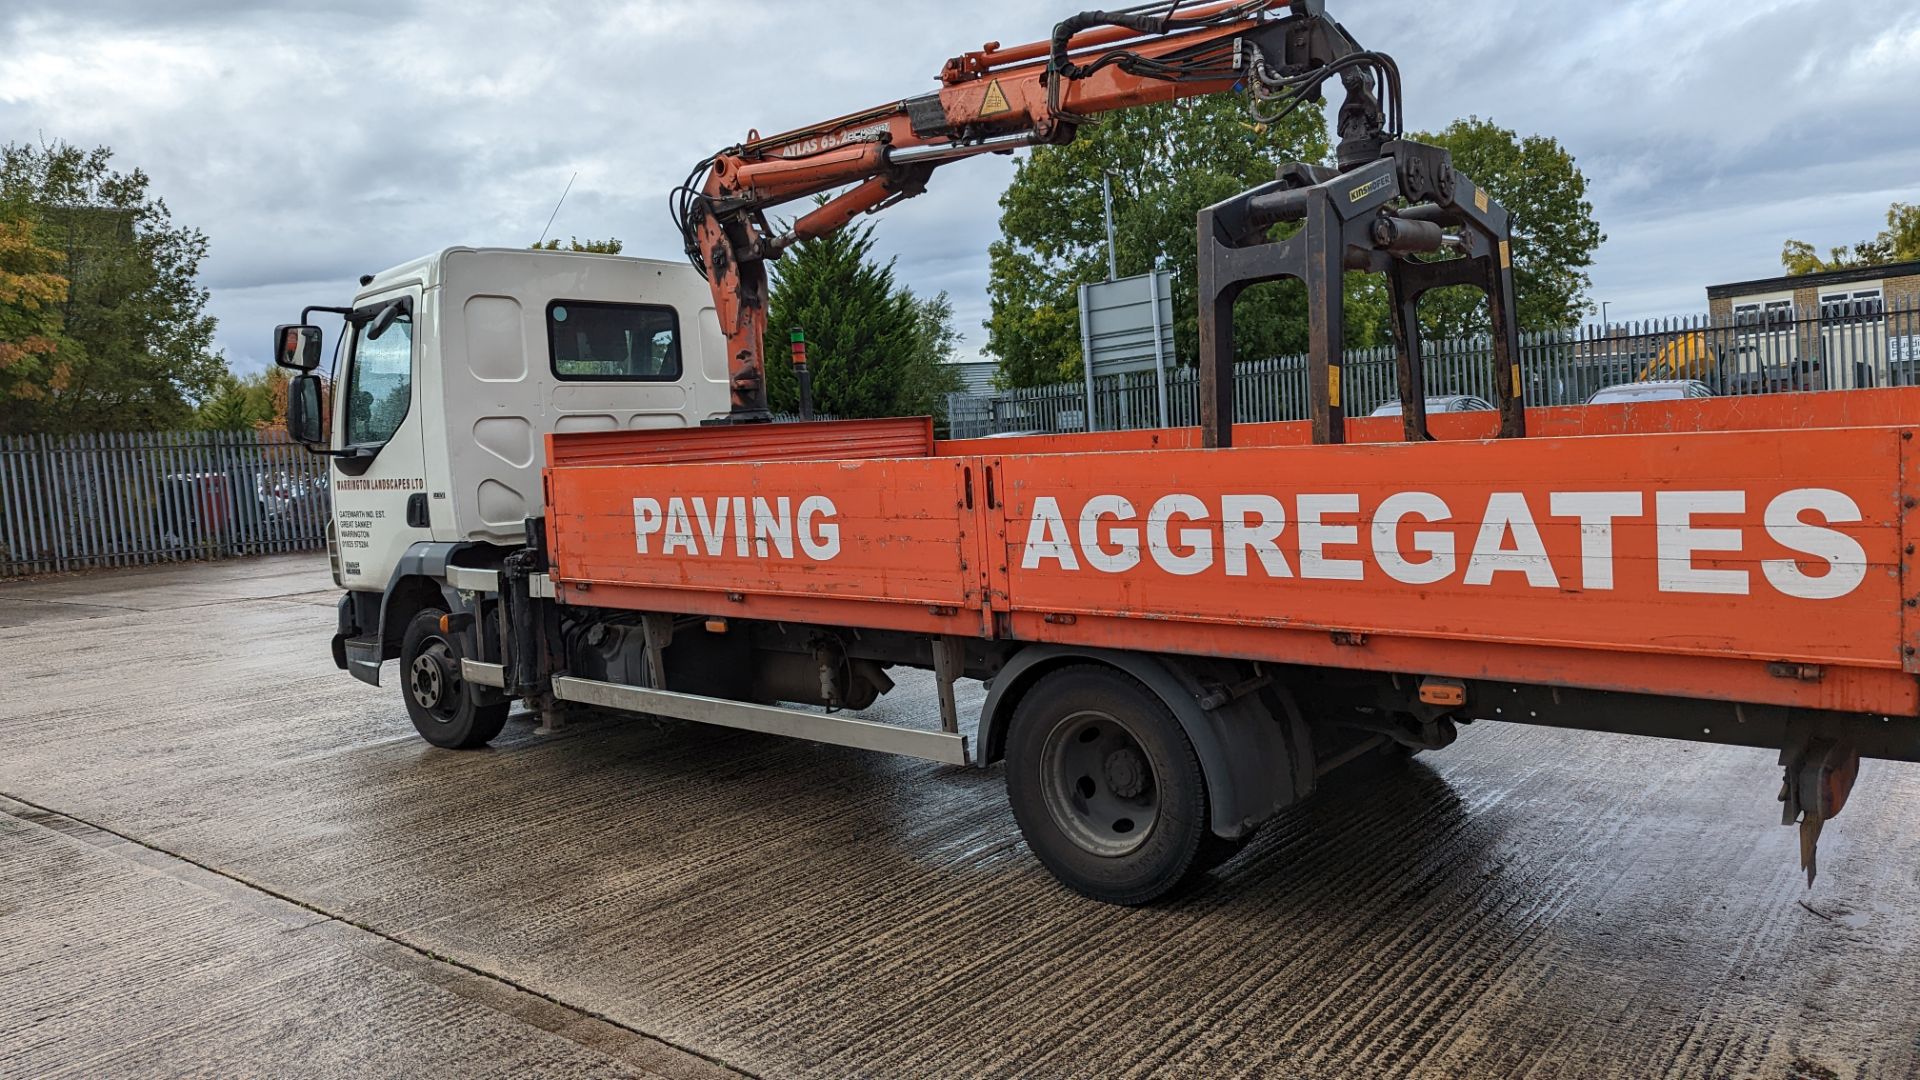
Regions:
[[979, 80, 1012, 117]]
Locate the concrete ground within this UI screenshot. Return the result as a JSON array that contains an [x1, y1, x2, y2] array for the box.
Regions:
[[1, 555, 1917, 1079]]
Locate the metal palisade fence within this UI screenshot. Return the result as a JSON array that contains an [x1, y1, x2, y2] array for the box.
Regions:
[[949, 296, 1920, 437], [0, 430, 331, 578]]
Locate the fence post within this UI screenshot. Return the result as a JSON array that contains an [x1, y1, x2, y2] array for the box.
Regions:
[[69, 433, 93, 570], [23, 435, 50, 575], [89, 432, 110, 568], [1077, 283, 1098, 434], [0, 437, 19, 577], [109, 432, 135, 567], [40, 434, 65, 573]]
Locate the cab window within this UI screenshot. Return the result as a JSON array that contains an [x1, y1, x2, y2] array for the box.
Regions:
[[344, 301, 414, 448], [548, 302, 680, 381]]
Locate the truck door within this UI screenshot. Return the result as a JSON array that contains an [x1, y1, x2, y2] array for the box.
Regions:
[[331, 289, 431, 591]]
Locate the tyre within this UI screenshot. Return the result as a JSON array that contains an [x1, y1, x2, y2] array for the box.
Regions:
[[1004, 666, 1226, 906], [399, 608, 509, 750]]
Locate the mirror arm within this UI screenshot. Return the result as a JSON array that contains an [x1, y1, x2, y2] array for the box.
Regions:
[[367, 299, 405, 341], [298, 445, 375, 461]]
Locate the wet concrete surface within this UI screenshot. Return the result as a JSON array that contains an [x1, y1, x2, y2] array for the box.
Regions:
[[0, 796, 733, 1079], [2, 554, 1918, 1078]]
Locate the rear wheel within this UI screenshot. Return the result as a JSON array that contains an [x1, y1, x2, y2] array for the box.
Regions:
[[400, 608, 509, 750], [1005, 666, 1226, 906]]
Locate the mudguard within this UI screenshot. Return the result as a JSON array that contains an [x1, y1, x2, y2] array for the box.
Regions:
[[977, 645, 1314, 839], [345, 542, 474, 687]]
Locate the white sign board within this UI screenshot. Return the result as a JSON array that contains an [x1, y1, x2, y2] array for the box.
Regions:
[[1082, 271, 1176, 378]]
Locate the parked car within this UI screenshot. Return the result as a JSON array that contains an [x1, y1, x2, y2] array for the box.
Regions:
[[256, 469, 331, 528], [1369, 394, 1496, 417], [1586, 379, 1714, 405], [157, 472, 234, 552]]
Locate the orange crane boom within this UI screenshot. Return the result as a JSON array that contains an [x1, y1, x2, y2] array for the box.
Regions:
[[673, 0, 1402, 421]]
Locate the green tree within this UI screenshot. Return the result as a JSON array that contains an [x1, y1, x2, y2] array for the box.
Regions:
[[194, 376, 264, 431], [533, 237, 624, 254], [984, 106, 1605, 387], [985, 96, 1333, 388], [913, 290, 965, 373], [1402, 117, 1605, 338], [0, 141, 223, 434], [1888, 203, 1920, 262], [1783, 202, 1920, 275], [193, 367, 284, 431], [0, 216, 73, 417], [763, 217, 961, 419]]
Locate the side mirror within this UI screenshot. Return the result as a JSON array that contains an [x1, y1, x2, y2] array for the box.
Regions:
[[288, 374, 326, 448], [274, 324, 324, 372], [367, 300, 405, 341]]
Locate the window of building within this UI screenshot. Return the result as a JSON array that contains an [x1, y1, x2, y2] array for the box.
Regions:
[[1734, 300, 1795, 331], [1820, 289, 1884, 325], [548, 302, 681, 382]]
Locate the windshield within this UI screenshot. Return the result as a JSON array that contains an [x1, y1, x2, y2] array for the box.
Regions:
[[344, 304, 413, 447]]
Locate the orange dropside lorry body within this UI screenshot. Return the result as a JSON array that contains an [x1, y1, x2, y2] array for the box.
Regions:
[[543, 388, 1920, 722]]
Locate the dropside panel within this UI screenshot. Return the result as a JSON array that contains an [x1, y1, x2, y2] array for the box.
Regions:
[[994, 426, 1906, 672], [545, 453, 982, 630]]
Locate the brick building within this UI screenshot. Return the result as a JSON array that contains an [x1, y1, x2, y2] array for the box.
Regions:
[[1704, 260, 1920, 390]]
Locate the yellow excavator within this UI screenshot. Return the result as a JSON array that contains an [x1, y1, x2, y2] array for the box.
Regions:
[[1637, 331, 1718, 382]]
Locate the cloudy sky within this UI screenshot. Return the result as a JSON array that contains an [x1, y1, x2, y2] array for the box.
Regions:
[[3, 0, 1915, 375]]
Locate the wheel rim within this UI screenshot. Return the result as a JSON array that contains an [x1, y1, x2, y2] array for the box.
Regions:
[[409, 637, 462, 724], [1039, 708, 1160, 858]]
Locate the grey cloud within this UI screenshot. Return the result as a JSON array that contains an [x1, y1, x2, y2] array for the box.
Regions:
[[1, 0, 418, 30], [1370, 0, 1920, 315]]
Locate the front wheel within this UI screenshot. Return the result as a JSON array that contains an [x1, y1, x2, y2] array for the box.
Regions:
[[400, 608, 509, 750], [1004, 666, 1230, 906]]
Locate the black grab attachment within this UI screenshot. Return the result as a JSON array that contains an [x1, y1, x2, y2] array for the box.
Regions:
[[1195, 139, 1526, 449]]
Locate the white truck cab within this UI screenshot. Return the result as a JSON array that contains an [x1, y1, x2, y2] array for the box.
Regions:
[[275, 247, 731, 685]]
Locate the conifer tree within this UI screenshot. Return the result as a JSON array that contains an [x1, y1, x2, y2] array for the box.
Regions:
[[764, 218, 960, 419]]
